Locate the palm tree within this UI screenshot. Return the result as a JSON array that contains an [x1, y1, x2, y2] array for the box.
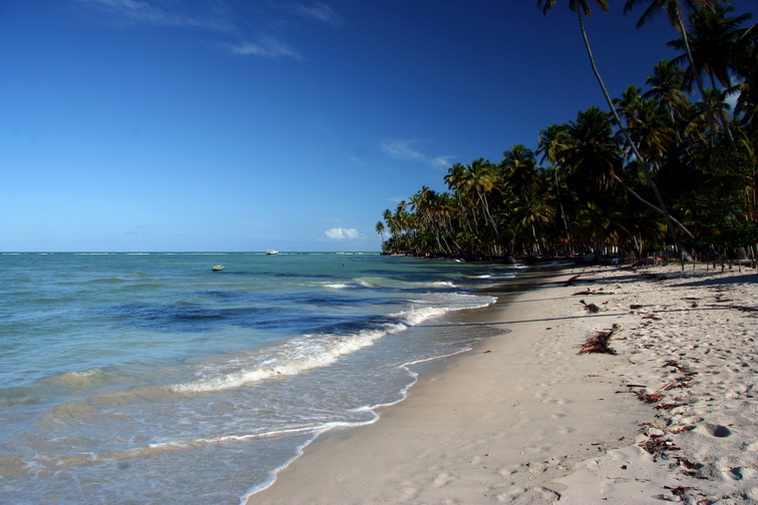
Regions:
[[614, 85, 645, 130], [616, 86, 678, 167], [501, 145, 540, 196], [563, 107, 622, 197], [375, 221, 386, 245], [445, 162, 479, 237], [732, 26, 758, 128], [644, 58, 691, 127], [513, 188, 556, 256], [624, 0, 724, 142], [537, 1, 613, 114], [409, 186, 457, 256], [447, 159, 501, 241], [537, 124, 574, 253], [500, 145, 551, 255], [667, 4, 751, 144], [666, 4, 750, 92], [539, 0, 689, 257]]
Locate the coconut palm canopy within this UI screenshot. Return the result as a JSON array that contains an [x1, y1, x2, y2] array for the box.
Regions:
[[380, 1, 757, 262]]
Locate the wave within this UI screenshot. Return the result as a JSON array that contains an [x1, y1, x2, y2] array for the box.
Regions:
[[169, 293, 495, 394], [429, 280, 457, 288], [0, 387, 45, 407], [319, 279, 375, 289], [169, 322, 408, 393], [42, 368, 110, 388]]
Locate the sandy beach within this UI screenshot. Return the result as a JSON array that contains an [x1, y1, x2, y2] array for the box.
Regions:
[[249, 263, 757, 505]]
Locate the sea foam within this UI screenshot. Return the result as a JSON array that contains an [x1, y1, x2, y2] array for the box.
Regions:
[[170, 294, 494, 394]]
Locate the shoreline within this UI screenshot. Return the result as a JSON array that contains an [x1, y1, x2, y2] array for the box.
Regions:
[[248, 264, 757, 505]]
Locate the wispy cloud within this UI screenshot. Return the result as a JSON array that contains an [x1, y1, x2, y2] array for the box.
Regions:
[[78, 0, 233, 32], [380, 139, 453, 169], [77, 0, 342, 59], [324, 227, 362, 240], [229, 37, 301, 59], [293, 2, 343, 26]]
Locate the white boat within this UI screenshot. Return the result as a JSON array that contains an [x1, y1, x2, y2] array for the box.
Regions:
[[212, 265, 224, 271], [266, 250, 279, 255]]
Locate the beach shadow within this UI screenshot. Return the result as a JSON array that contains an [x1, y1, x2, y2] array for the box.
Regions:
[[672, 273, 758, 288], [421, 310, 627, 328], [423, 304, 743, 329]]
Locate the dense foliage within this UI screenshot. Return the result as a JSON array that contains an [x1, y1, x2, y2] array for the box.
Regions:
[[377, 2, 757, 262]]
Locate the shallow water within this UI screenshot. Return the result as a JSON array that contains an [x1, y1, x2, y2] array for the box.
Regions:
[[0, 252, 519, 504]]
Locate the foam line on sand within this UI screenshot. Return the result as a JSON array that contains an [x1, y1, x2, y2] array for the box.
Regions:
[[248, 264, 757, 505]]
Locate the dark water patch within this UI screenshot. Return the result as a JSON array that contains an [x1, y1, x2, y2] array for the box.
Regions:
[[105, 303, 250, 332], [190, 290, 256, 302], [270, 291, 380, 307], [308, 315, 401, 336], [103, 303, 347, 333]]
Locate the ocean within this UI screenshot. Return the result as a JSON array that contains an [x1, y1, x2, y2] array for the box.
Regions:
[[0, 252, 521, 504]]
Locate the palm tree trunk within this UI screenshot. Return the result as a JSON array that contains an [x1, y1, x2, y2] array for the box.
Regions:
[[553, 169, 574, 255], [673, 10, 721, 144], [531, 223, 541, 256], [610, 172, 694, 240], [477, 189, 499, 237], [576, 10, 691, 258]]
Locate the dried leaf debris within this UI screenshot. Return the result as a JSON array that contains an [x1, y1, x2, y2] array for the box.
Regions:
[[578, 324, 619, 355]]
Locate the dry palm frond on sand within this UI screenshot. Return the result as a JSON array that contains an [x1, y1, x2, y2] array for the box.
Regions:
[[578, 324, 619, 355]]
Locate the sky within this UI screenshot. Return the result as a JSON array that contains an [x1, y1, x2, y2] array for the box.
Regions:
[[1, 1, 752, 252]]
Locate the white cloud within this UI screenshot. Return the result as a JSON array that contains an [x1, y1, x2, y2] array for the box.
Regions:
[[229, 37, 301, 59], [380, 139, 453, 168], [325, 227, 361, 240]]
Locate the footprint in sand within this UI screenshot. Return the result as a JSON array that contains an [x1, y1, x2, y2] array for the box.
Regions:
[[703, 423, 732, 438], [556, 425, 572, 434], [727, 467, 745, 480], [432, 472, 453, 488]]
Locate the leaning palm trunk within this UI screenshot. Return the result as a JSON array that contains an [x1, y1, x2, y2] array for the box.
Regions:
[[610, 173, 694, 239], [477, 189, 499, 237], [674, 10, 722, 143], [576, 10, 692, 258]]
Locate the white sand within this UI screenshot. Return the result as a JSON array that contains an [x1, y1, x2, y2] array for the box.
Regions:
[[248, 263, 757, 505]]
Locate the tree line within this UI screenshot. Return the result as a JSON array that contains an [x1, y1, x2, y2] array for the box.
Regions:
[[376, 1, 757, 263]]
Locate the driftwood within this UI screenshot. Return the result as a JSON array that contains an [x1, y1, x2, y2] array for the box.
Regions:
[[580, 299, 600, 313], [727, 304, 758, 313], [565, 274, 580, 286], [578, 324, 619, 355], [572, 288, 614, 296]]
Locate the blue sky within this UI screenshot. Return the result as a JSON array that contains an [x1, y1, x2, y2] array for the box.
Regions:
[[0, 1, 731, 251]]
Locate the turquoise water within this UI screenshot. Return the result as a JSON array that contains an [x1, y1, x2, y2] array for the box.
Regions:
[[0, 252, 518, 504]]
